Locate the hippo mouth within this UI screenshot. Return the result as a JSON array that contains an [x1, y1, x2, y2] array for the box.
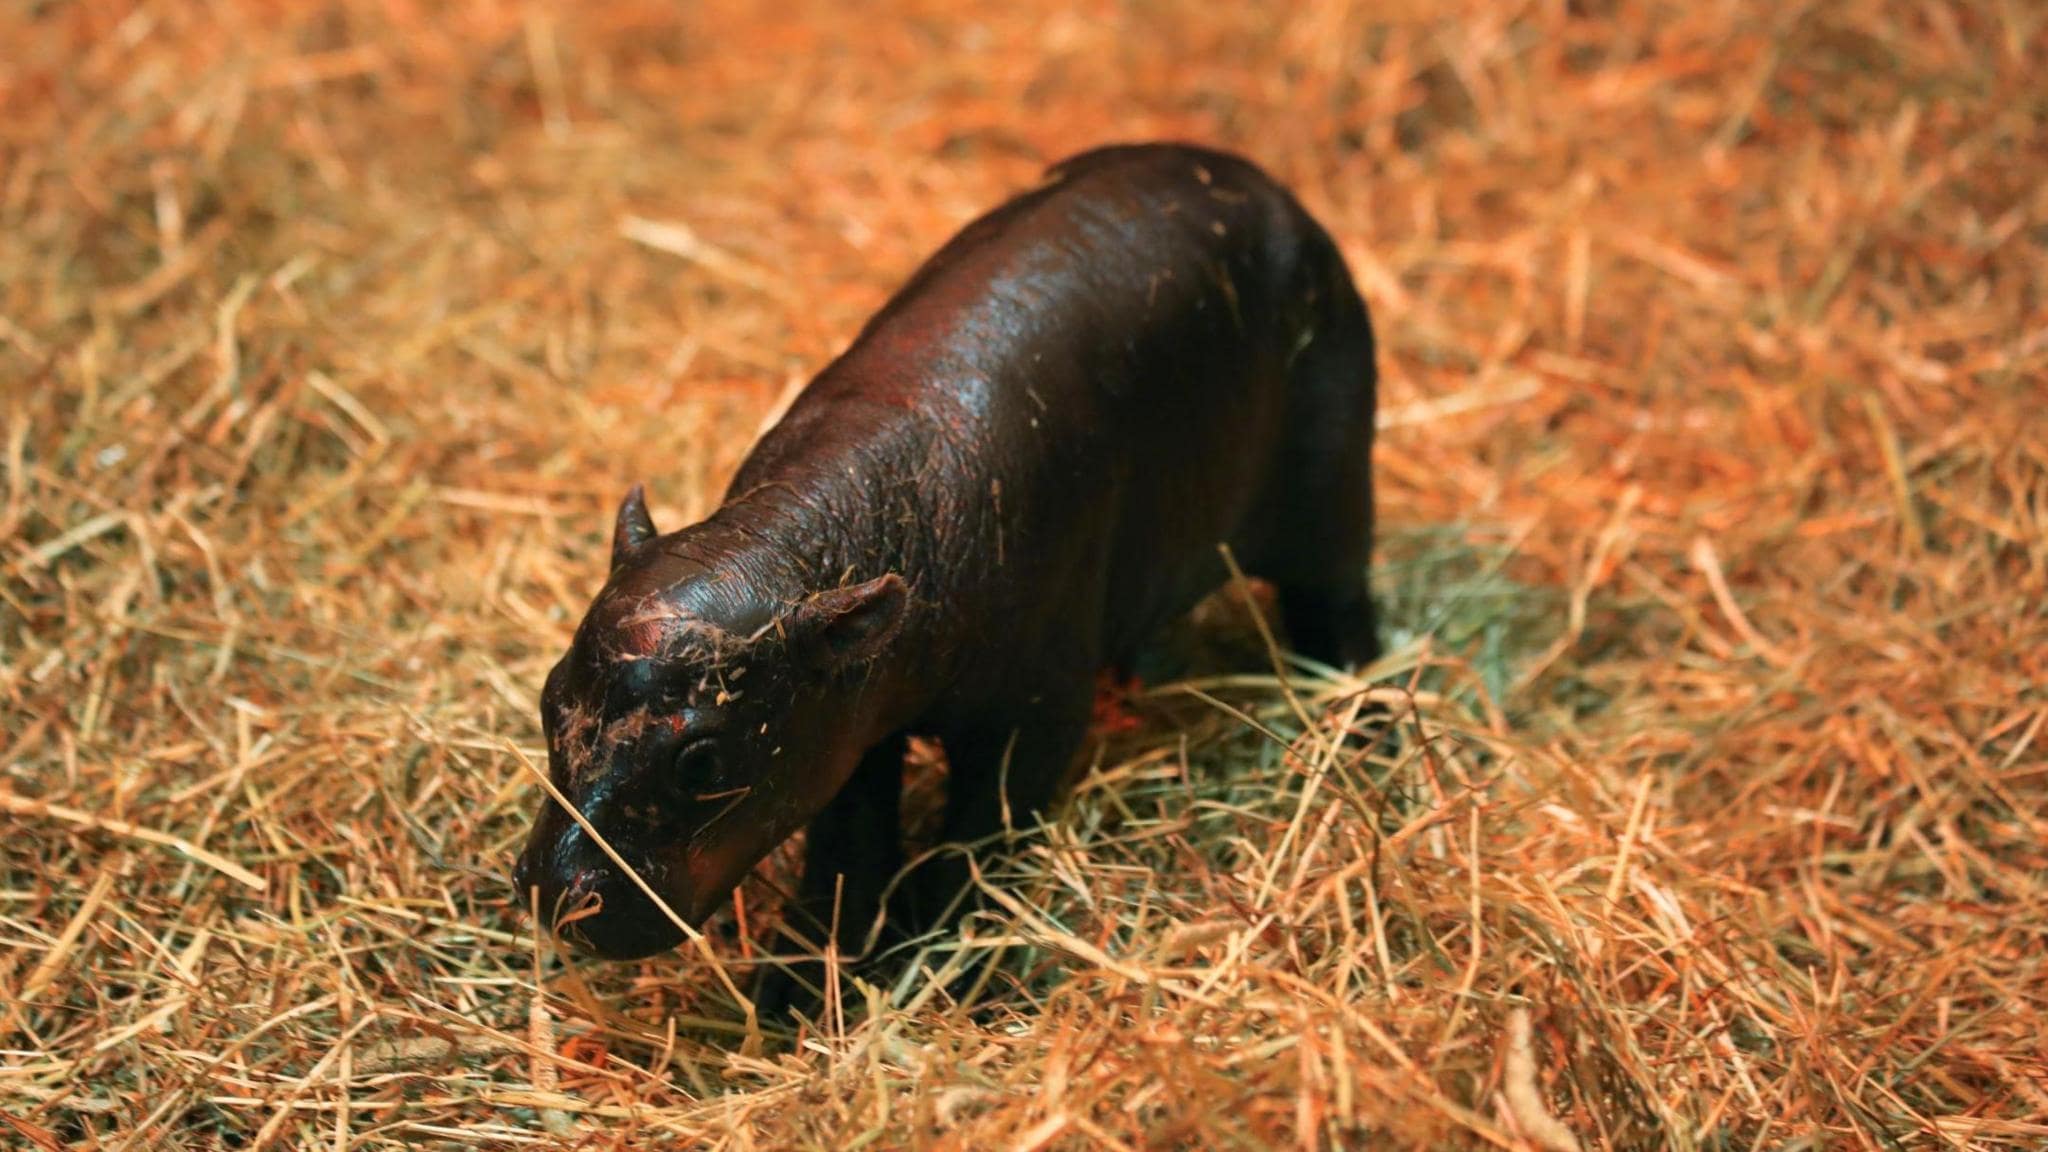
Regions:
[[512, 819, 764, 961], [513, 828, 704, 960], [546, 864, 689, 960]]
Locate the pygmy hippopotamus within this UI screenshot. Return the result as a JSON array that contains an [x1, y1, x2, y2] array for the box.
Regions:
[[512, 142, 1379, 1007]]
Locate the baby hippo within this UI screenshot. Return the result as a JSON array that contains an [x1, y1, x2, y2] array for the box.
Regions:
[[512, 143, 1380, 997]]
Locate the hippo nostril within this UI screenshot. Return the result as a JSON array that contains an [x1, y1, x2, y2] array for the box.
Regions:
[[548, 866, 610, 929], [566, 866, 608, 900]]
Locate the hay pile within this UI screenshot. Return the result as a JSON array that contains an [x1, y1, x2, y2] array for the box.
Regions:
[[4, 0, 2043, 1147]]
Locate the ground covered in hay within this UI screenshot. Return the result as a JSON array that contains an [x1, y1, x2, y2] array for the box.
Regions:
[[3, 1, 2044, 1148]]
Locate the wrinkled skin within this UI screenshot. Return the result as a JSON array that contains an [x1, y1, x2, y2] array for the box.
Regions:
[[513, 143, 1380, 1005]]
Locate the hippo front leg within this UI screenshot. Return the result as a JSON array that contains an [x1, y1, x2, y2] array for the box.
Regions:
[[903, 682, 1096, 934], [756, 731, 907, 1019]]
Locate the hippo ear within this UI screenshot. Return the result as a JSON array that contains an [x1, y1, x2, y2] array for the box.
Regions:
[[611, 484, 658, 570], [785, 574, 909, 668]]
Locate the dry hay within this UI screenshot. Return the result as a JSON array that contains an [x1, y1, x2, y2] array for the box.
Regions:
[[3, 0, 2044, 1148]]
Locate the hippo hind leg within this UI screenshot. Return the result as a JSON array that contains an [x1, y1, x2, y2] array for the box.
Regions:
[[1257, 289, 1382, 670]]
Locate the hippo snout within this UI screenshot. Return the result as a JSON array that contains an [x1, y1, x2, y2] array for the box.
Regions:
[[508, 845, 549, 902], [512, 827, 691, 961]]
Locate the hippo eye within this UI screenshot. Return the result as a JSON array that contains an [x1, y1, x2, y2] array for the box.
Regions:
[[672, 738, 718, 783]]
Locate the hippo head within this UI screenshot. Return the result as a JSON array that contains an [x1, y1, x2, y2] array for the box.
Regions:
[[512, 485, 908, 960]]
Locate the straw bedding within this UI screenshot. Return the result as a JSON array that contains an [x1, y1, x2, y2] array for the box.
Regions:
[[3, 1, 2043, 1147]]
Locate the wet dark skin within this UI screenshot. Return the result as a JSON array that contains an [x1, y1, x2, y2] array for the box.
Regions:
[[512, 143, 1380, 1013]]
